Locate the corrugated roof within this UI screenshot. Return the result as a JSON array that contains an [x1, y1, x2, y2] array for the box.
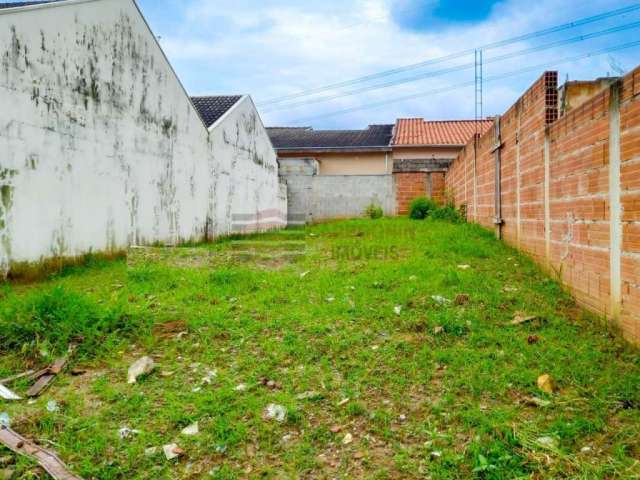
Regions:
[[191, 95, 243, 128], [267, 125, 394, 150], [393, 118, 494, 146]]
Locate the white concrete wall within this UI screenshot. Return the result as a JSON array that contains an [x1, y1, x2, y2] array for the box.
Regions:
[[0, 0, 285, 275]]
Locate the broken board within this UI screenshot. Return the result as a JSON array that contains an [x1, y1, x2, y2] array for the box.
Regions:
[[0, 425, 83, 480]]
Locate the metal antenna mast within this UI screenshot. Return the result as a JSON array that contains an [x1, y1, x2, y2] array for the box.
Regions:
[[474, 49, 484, 129]]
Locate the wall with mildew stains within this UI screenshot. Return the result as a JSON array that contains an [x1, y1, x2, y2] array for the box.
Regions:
[[0, 0, 286, 275]]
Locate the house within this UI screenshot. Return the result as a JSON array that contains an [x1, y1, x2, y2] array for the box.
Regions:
[[392, 118, 493, 213], [268, 118, 492, 222], [268, 124, 394, 175], [0, 0, 286, 278]]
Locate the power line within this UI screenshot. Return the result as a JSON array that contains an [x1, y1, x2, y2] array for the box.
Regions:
[[262, 20, 640, 112], [258, 3, 640, 106], [287, 40, 640, 124]]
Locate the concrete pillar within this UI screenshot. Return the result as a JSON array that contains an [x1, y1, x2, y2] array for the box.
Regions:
[[609, 81, 622, 322], [544, 129, 551, 269], [516, 104, 522, 249], [473, 135, 478, 221]]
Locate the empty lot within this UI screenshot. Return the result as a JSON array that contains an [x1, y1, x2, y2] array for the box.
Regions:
[[1, 218, 639, 479]]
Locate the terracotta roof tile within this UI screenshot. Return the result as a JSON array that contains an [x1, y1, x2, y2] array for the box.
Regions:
[[393, 118, 493, 146]]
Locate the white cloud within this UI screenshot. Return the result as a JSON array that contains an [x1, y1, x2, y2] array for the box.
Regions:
[[149, 0, 640, 128]]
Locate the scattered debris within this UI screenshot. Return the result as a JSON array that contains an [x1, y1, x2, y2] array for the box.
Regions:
[[511, 313, 542, 326], [201, 370, 217, 385], [0, 385, 20, 401], [537, 374, 556, 394], [580, 446, 592, 454], [0, 425, 84, 479], [398, 414, 407, 422], [0, 370, 35, 385], [181, 423, 199, 436], [430, 451, 442, 459], [214, 444, 227, 454], [536, 436, 557, 449], [118, 428, 140, 440], [330, 425, 342, 433], [342, 433, 353, 445], [434, 326, 445, 335], [127, 357, 156, 384], [162, 443, 184, 461], [160, 371, 175, 378], [431, 295, 451, 305], [27, 357, 69, 398], [337, 398, 350, 407], [260, 378, 280, 390], [503, 286, 518, 293], [300, 271, 310, 279], [263, 404, 287, 423], [454, 294, 470, 306], [296, 391, 320, 401], [234, 383, 248, 392], [521, 396, 551, 408], [326, 297, 335, 303], [46, 400, 60, 413], [371, 345, 379, 351], [144, 447, 159, 458], [394, 305, 402, 316], [0, 414, 9, 428], [457, 265, 471, 270]]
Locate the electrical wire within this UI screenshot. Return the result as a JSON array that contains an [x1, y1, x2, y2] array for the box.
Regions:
[[258, 4, 640, 106]]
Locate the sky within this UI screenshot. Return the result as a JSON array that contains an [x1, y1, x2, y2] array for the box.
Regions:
[[13, 0, 640, 128]]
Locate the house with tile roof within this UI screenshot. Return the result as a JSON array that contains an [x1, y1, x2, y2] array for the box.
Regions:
[[268, 118, 493, 221], [392, 118, 493, 214]]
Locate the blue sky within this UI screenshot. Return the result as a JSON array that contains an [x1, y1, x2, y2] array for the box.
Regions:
[[13, 0, 640, 128]]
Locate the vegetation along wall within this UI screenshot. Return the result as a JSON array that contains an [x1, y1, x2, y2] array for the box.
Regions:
[[446, 66, 640, 343]]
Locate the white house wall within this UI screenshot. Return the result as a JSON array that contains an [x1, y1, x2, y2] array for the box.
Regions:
[[0, 0, 285, 275]]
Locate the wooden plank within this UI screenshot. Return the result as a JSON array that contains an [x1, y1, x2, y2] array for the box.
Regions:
[[0, 425, 84, 480], [26, 358, 68, 398], [0, 370, 35, 385]]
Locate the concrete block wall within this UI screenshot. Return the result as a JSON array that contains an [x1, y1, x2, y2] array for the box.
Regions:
[[446, 66, 640, 343], [0, 0, 285, 277]]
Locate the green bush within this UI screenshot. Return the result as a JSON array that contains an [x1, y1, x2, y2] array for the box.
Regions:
[[431, 205, 464, 223], [409, 197, 438, 220], [0, 286, 147, 358], [364, 204, 384, 219]]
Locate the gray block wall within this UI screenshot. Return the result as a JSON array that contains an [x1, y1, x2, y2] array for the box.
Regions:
[[279, 156, 396, 224]]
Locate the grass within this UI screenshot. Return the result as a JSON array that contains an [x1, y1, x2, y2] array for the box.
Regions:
[[0, 218, 639, 479]]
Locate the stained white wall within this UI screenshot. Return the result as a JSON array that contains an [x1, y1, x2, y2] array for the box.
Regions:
[[0, 0, 286, 275]]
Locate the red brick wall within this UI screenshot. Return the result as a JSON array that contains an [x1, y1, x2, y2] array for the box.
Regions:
[[431, 172, 446, 205], [395, 172, 447, 214], [395, 173, 427, 215], [446, 67, 640, 343]]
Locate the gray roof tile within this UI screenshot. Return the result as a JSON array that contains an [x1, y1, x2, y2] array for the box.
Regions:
[[191, 96, 243, 127], [267, 125, 394, 150]]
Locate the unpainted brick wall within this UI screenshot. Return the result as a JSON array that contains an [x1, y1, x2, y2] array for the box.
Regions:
[[395, 172, 446, 214], [446, 66, 640, 343]]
